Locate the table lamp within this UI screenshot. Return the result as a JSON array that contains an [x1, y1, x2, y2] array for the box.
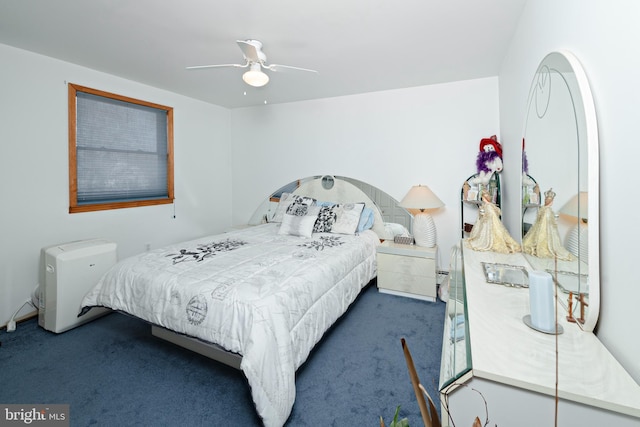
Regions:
[[399, 185, 444, 247], [559, 192, 588, 259]]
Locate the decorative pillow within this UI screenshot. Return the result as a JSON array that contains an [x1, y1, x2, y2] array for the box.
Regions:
[[271, 193, 293, 223], [330, 203, 366, 235], [287, 195, 316, 215], [313, 204, 338, 233], [271, 193, 315, 223], [356, 207, 375, 233], [278, 205, 320, 238]]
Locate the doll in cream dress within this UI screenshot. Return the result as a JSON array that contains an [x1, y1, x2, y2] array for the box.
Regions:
[[522, 188, 574, 260], [466, 190, 521, 254]]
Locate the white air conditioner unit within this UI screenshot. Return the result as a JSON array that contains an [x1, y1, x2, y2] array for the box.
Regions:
[[38, 239, 117, 333]]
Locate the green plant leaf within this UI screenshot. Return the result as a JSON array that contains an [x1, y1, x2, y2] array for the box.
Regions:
[[387, 406, 410, 427]]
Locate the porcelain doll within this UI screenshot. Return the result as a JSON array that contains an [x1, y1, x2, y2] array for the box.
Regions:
[[522, 188, 574, 260], [466, 190, 521, 254]]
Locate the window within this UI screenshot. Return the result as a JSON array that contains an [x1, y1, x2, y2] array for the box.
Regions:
[[68, 83, 174, 213]]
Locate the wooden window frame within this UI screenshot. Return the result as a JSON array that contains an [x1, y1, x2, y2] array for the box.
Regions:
[[68, 83, 174, 213]]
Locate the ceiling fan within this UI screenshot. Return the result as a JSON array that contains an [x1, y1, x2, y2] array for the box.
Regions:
[[186, 39, 318, 87]]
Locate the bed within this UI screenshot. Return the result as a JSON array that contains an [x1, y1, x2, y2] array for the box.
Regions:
[[80, 176, 410, 427]]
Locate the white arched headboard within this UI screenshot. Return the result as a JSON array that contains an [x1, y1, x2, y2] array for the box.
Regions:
[[249, 175, 411, 240], [292, 176, 388, 239]]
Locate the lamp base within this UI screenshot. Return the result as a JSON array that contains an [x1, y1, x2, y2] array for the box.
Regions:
[[413, 212, 437, 247], [565, 221, 588, 259]]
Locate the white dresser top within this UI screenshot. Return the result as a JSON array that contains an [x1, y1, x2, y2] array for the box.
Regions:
[[462, 246, 640, 418]]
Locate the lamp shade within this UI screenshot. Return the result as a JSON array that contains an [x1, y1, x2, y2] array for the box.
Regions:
[[399, 185, 444, 211], [242, 64, 269, 87], [559, 192, 588, 220], [399, 185, 444, 247]]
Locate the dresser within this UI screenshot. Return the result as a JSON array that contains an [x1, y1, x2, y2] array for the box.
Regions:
[[376, 241, 437, 301], [439, 243, 640, 426]]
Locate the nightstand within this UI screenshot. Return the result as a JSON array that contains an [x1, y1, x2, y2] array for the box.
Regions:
[[376, 241, 437, 301]]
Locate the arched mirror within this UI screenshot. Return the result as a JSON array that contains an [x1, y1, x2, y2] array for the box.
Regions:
[[521, 50, 599, 332]]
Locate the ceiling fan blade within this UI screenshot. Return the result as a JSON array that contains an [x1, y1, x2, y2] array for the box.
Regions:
[[264, 64, 318, 73], [236, 40, 261, 62], [185, 63, 247, 70]]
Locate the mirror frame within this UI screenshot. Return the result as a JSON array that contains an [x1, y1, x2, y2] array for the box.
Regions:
[[521, 50, 599, 332]]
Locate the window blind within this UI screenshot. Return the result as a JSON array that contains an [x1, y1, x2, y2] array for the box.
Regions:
[[75, 92, 168, 204]]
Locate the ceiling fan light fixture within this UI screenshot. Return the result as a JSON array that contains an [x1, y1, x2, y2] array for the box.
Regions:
[[242, 64, 269, 87]]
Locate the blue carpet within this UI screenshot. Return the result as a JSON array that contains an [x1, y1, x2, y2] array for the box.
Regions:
[[0, 284, 445, 426]]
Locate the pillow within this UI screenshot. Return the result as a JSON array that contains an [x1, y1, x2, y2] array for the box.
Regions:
[[313, 204, 338, 233], [356, 207, 375, 233], [313, 202, 374, 233], [271, 193, 315, 223], [278, 204, 320, 238], [271, 192, 293, 223], [330, 203, 366, 235], [384, 222, 410, 237]]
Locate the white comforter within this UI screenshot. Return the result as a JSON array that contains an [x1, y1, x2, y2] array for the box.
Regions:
[[82, 223, 379, 427]]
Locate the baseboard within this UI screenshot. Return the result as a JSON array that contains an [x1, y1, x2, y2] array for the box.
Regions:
[[377, 288, 436, 302]]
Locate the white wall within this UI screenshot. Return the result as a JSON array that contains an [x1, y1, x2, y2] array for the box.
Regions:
[[230, 78, 500, 271], [499, 0, 640, 381], [0, 44, 233, 326]]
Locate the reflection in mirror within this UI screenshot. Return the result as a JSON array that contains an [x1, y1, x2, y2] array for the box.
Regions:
[[559, 191, 589, 259], [522, 188, 575, 261], [521, 139, 541, 235], [520, 51, 599, 331]]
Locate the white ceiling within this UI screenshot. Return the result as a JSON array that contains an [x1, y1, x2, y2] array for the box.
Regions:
[[0, 0, 526, 109]]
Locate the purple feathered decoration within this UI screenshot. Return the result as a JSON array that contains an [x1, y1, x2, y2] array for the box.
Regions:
[[476, 150, 501, 174], [522, 150, 529, 174]]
